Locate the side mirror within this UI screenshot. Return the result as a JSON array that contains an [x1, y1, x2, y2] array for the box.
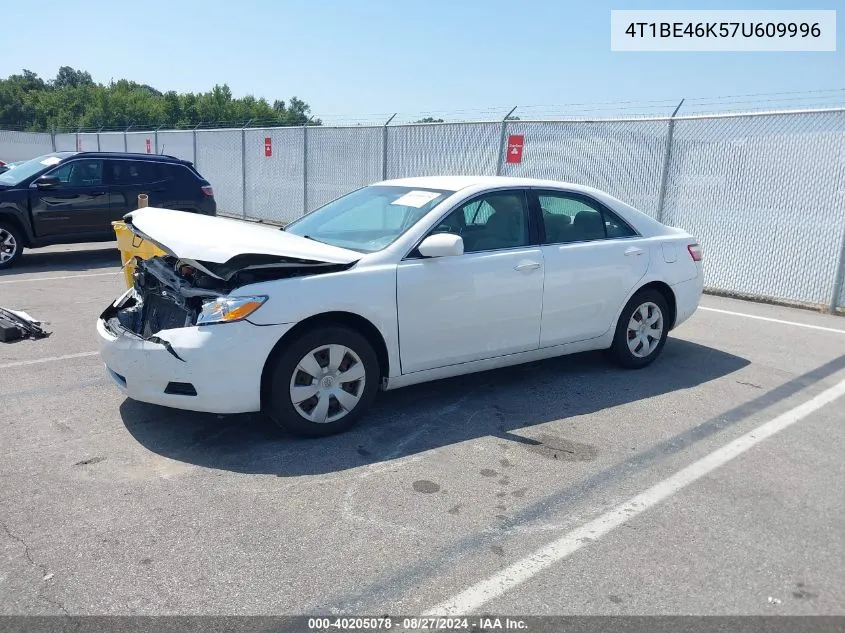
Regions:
[[35, 175, 60, 190], [418, 233, 464, 258]]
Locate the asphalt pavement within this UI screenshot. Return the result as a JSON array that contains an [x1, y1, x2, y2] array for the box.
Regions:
[[0, 242, 843, 616]]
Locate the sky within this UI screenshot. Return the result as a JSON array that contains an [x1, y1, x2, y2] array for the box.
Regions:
[[1, 0, 843, 123]]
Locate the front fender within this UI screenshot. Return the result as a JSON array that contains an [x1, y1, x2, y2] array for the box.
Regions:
[[0, 191, 35, 245]]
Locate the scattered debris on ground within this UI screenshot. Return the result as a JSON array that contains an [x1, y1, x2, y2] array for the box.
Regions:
[[0, 307, 50, 342]]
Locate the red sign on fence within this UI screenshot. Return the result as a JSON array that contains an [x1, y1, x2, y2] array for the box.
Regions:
[[145, 138, 152, 154], [264, 137, 272, 157], [506, 134, 524, 164]]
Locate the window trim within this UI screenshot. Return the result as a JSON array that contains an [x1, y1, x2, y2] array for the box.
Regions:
[[403, 188, 538, 260], [529, 189, 640, 246]]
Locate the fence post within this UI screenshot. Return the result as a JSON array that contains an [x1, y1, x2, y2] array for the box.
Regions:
[[75, 128, 81, 152], [50, 127, 56, 152], [302, 125, 309, 216], [496, 106, 518, 176], [154, 125, 163, 155], [830, 224, 845, 313], [96, 127, 102, 152], [124, 124, 131, 153], [193, 122, 202, 166], [655, 99, 685, 223], [241, 119, 252, 219], [382, 113, 397, 181]]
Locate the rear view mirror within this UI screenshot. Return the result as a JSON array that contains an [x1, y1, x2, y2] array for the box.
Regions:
[[35, 175, 60, 190], [418, 233, 464, 258]]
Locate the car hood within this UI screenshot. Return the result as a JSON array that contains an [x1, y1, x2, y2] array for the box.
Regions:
[[125, 207, 361, 275]]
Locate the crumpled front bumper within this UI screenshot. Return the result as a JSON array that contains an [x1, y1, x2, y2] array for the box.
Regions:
[[96, 315, 293, 414]]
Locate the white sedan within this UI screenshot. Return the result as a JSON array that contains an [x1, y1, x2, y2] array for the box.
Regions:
[[97, 176, 703, 436]]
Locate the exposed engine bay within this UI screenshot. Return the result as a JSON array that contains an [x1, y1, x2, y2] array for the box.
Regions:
[[100, 254, 353, 341]]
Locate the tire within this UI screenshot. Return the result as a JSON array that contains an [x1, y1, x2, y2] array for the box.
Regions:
[[608, 289, 670, 369], [0, 221, 23, 270], [265, 325, 380, 437]]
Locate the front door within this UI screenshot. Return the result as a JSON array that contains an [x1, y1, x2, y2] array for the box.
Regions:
[[396, 190, 545, 374], [30, 158, 112, 237]]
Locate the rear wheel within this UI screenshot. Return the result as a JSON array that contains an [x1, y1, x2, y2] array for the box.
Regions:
[[608, 289, 670, 369], [0, 222, 23, 269], [266, 326, 380, 437]]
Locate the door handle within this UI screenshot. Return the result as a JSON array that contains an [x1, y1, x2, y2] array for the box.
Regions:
[[624, 247, 645, 256], [91, 191, 107, 196], [514, 261, 541, 272]]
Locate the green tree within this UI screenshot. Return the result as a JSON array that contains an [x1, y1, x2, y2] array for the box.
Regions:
[[0, 67, 321, 131], [414, 117, 445, 123]]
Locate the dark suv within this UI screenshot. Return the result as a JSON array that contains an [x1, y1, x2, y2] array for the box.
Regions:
[[0, 152, 216, 269]]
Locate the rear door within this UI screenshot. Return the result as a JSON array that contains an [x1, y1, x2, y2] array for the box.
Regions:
[[29, 158, 112, 237], [532, 189, 649, 346], [108, 159, 168, 218]]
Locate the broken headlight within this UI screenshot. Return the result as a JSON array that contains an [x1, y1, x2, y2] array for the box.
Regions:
[[196, 295, 268, 325]]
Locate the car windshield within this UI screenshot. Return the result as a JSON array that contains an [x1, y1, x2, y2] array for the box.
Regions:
[[0, 153, 70, 186], [284, 185, 452, 252]]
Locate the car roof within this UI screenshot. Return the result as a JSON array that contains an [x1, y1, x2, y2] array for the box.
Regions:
[[377, 175, 605, 194], [65, 151, 189, 163]]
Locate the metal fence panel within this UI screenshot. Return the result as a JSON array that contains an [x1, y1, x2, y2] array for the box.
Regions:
[[0, 130, 52, 160], [196, 129, 243, 217], [386, 122, 499, 178], [501, 120, 670, 216], [663, 111, 845, 306], [125, 131, 154, 154], [157, 130, 194, 162], [54, 133, 76, 152], [98, 132, 125, 152], [306, 127, 383, 211], [244, 127, 304, 224], [78, 132, 98, 152]]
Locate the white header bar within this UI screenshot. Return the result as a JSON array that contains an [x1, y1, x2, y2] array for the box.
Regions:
[[611, 10, 836, 51]]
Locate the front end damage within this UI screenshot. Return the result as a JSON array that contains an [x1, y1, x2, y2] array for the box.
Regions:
[[97, 254, 348, 414], [97, 208, 361, 414], [101, 254, 354, 345]]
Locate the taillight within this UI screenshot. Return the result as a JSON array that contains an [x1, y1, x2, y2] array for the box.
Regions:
[[201, 185, 214, 197], [688, 243, 703, 261]]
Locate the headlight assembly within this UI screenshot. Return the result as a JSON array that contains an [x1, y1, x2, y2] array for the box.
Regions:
[[197, 295, 268, 325]]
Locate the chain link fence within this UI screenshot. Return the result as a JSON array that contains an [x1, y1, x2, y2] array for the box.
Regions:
[[0, 130, 52, 160], [2, 110, 844, 311]]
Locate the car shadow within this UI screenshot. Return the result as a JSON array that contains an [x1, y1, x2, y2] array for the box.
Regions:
[[0, 244, 120, 276], [120, 338, 750, 476]]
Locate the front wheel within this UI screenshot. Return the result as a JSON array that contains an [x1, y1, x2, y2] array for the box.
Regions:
[[0, 222, 23, 269], [608, 289, 670, 369], [265, 326, 380, 437]]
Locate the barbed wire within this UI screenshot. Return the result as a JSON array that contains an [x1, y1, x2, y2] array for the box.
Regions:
[[2, 88, 844, 133]]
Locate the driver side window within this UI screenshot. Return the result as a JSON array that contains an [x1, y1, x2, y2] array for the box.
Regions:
[[47, 160, 103, 187], [433, 191, 529, 254]]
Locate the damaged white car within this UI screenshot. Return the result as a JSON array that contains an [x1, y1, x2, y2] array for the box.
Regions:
[[97, 176, 703, 436]]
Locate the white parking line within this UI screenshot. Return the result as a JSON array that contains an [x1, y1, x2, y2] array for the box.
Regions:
[[700, 306, 845, 335], [0, 271, 120, 285], [0, 351, 99, 370], [424, 375, 845, 616]]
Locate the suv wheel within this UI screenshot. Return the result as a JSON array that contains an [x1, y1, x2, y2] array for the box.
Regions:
[[0, 222, 23, 269], [266, 326, 380, 437]]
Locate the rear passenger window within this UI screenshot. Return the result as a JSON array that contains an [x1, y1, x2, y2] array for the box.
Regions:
[[110, 161, 161, 185], [163, 164, 189, 180], [538, 192, 636, 243]]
